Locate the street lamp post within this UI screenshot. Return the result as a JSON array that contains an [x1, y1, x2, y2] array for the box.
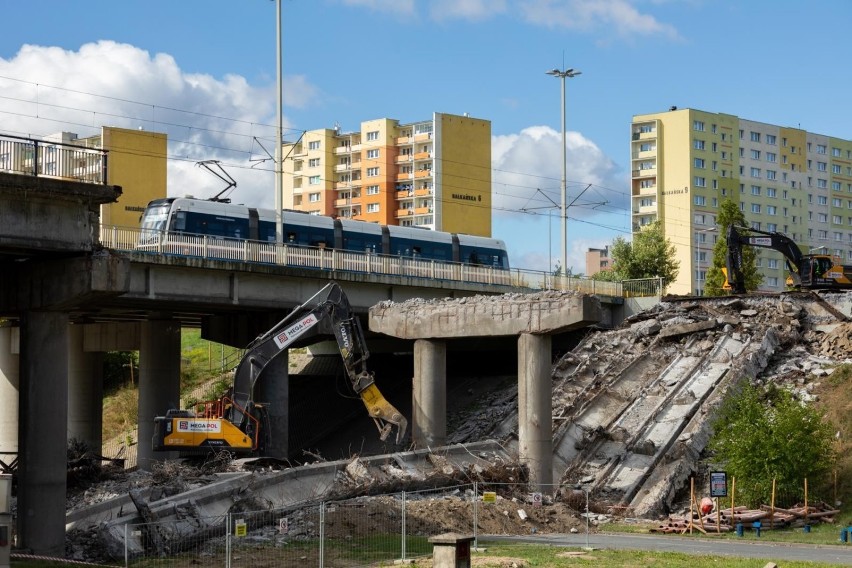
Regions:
[[575, 484, 591, 550], [546, 67, 581, 277], [695, 226, 716, 296]]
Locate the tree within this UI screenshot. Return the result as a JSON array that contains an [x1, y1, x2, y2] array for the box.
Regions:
[[704, 198, 763, 295], [708, 382, 836, 507], [592, 222, 679, 286]]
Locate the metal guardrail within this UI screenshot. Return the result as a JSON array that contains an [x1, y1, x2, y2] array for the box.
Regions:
[[100, 225, 664, 297], [0, 133, 108, 184]]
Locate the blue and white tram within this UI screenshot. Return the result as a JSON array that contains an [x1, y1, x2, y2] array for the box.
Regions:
[[139, 197, 510, 269]]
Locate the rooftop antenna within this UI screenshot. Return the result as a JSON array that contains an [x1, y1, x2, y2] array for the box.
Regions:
[[196, 160, 236, 203]]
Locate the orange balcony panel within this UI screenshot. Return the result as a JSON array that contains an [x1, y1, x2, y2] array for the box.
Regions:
[[396, 208, 415, 218], [413, 151, 431, 160], [415, 206, 432, 215], [414, 188, 432, 197], [414, 133, 431, 141], [396, 155, 413, 164], [396, 190, 414, 200], [396, 173, 414, 181], [414, 170, 432, 178], [395, 136, 411, 145]]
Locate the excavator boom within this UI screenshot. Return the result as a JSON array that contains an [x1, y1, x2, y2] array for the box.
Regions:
[[154, 282, 407, 453]]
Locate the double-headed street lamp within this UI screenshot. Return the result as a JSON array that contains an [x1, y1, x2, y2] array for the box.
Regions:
[[546, 67, 581, 276]]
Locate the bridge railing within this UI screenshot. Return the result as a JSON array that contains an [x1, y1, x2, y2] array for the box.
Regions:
[[0, 133, 108, 184], [101, 225, 660, 297]]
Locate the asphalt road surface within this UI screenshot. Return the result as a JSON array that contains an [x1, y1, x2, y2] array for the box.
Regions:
[[483, 532, 852, 565]]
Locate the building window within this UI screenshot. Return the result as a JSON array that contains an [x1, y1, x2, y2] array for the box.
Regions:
[[308, 158, 320, 168], [367, 149, 379, 159], [694, 177, 706, 187], [751, 185, 761, 196], [694, 139, 705, 150], [367, 185, 379, 195], [751, 149, 761, 160], [694, 213, 706, 224], [818, 179, 828, 189], [309, 175, 321, 185], [767, 205, 777, 215], [750, 131, 761, 142], [817, 161, 827, 172], [767, 223, 777, 232], [639, 142, 654, 151], [766, 152, 776, 162], [366, 131, 379, 141], [308, 140, 321, 150], [308, 192, 320, 202], [366, 203, 379, 213], [366, 167, 379, 177], [766, 170, 776, 180], [767, 187, 776, 198], [694, 196, 706, 206], [640, 179, 654, 188], [833, 198, 842, 207], [694, 158, 705, 168], [833, 164, 841, 174], [833, 216, 842, 225], [818, 230, 828, 240], [818, 213, 828, 223], [817, 144, 827, 154], [833, 147, 842, 157], [751, 203, 761, 213], [693, 120, 705, 131], [766, 134, 776, 145], [750, 167, 761, 178], [767, 277, 779, 287]]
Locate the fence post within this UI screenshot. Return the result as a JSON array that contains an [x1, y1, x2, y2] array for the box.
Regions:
[[225, 513, 231, 568], [319, 501, 325, 568], [401, 490, 407, 561], [473, 481, 479, 550], [124, 523, 128, 568]]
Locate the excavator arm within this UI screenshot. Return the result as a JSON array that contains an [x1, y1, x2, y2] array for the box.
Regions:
[[725, 225, 804, 294], [229, 282, 407, 445]]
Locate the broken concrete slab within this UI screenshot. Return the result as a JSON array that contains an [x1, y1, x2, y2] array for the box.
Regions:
[[369, 290, 602, 339]]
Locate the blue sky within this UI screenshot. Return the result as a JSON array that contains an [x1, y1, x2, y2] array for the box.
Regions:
[[2, 0, 852, 273]]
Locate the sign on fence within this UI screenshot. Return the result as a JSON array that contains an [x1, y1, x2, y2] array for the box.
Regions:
[[234, 519, 247, 537], [710, 471, 728, 497], [482, 491, 497, 504]]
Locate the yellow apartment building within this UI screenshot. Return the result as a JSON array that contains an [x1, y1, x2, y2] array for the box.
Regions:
[[282, 112, 492, 236], [631, 107, 852, 295]]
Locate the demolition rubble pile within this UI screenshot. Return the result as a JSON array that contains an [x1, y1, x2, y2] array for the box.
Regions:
[[450, 291, 851, 518]]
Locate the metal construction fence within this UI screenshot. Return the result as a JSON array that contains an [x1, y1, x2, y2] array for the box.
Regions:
[[99, 224, 664, 298], [120, 481, 595, 568]]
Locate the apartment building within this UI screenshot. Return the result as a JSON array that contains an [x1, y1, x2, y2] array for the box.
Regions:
[[585, 246, 610, 277], [282, 112, 492, 237], [631, 107, 852, 295], [45, 127, 167, 227]]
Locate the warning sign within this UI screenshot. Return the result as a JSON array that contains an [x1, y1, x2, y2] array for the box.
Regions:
[[234, 519, 247, 537], [532, 492, 542, 508], [482, 491, 497, 504]]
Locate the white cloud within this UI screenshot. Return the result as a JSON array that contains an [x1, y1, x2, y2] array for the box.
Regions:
[[518, 0, 680, 39], [0, 41, 320, 209], [429, 0, 508, 21], [492, 125, 624, 218]]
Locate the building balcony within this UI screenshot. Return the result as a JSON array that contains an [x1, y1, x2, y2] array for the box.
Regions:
[[396, 208, 415, 218], [396, 190, 414, 200], [335, 180, 362, 190], [632, 168, 657, 178], [396, 173, 414, 181], [414, 170, 432, 178], [333, 144, 361, 155], [631, 130, 657, 141], [414, 188, 433, 197], [395, 136, 411, 145], [413, 133, 432, 141], [631, 150, 656, 160], [414, 206, 433, 215], [396, 155, 413, 164], [335, 197, 362, 207], [632, 185, 657, 196], [413, 151, 432, 161], [334, 163, 351, 172]]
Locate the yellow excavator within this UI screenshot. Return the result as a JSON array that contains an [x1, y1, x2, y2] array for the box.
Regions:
[[724, 225, 852, 293], [152, 282, 407, 454]]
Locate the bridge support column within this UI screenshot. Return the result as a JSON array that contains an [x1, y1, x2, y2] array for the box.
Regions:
[[0, 326, 19, 458], [138, 318, 181, 471], [518, 332, 553, 491], [18, 311, 68, 556], [254, 351, 288, 458], [68, 324, 104, 452], [412, 339, 446, 448]]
